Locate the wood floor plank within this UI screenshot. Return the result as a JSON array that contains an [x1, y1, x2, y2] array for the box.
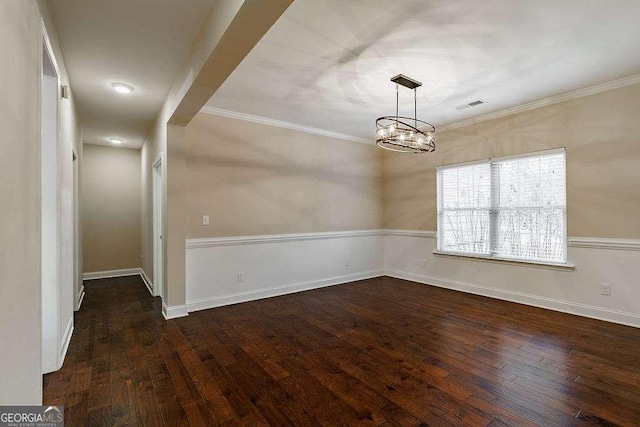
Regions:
[[43, 275, 640, 426]]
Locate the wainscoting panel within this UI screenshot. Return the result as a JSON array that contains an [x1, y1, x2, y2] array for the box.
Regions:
[[383, 232, 640, 328], [186, 231, 384, 313], [184, 229, 640, 327]]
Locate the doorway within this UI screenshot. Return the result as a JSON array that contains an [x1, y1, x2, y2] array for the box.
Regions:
[[41, 38, 60, 374], [73, 149, 82, 310], [152, 156, 164, 299]]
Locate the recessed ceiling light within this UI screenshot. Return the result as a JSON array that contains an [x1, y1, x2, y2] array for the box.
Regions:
[[111, 83, 133, 94], [109, 138, 124, 144]]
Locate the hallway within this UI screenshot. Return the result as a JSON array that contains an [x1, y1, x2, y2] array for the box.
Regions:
[[43, 277, 165, 425], [44, 276, 640, 426]]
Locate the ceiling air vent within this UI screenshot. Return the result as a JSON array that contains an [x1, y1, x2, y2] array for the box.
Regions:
[[456, 100, 486, 111]]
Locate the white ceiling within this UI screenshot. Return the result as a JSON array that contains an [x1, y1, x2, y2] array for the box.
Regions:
[[49, 0, 215, 149], [207, 0, 640, 139]]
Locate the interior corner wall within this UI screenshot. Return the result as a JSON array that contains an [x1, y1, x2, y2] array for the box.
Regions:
[[382, 83, 640, 237], [382, 83, 640, 327], [139, 0, 246, 286], [183, 113, 384, 313], [82, 144, 141, 273]]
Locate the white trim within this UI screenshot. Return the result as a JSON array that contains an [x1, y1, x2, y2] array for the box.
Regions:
[[436, 147, 566, 171], [569, 237, 640, 251], [140, 268, 154, 296], [186, 230, 637, 250], [382, 229, 436, 238], [152, 154, 164, 300], [187, 270, 384, 313], [82, 268, 163, 296], [186, 229, 382, 249], [385, 269, 640, 328], [82, 268, 140, 280], [436, 158, 490, 171], [58, 317, 74, 369], [433, 250, 575, 271], [438, 74, 640, 132], [76, 285, 85, 310], [162, 302, 189, 320], [200, 106, 371, 144]]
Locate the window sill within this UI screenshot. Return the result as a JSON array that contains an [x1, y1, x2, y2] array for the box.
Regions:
[[432, 251, 575, 271]]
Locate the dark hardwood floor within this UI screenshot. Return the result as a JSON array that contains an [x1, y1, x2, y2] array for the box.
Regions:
[[43, 276, 640, 426]]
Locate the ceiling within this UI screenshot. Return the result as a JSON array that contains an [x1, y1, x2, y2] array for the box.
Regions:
[[49, 0, 215, 149], [207, 0, 640, 139]]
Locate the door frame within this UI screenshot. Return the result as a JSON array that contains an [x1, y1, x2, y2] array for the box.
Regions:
[[40, 22, 62, 375], [72, 148, 83, 311], [152, 154, 164, 299]]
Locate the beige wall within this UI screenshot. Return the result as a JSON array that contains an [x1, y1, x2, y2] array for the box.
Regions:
[[185, 114, 383, 238], [140, 0, 294, 309], [82, 144, 141, 272], [0, 0, 82, 404], [0, 0, 42, 404], [383, 83, 640, 239]]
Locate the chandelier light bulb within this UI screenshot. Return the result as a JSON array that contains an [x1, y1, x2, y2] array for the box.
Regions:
[[377, 128, 385, 136], [399, 132, 405, 141], [389, 124, 395, 133]]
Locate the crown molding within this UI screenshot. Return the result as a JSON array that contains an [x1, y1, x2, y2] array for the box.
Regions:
[[200, 106, 371, 144], [201, 74, 640, 142], [438, 73, 640, 132]]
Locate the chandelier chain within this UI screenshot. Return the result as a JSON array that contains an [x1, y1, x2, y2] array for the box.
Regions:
[[396, 84, 399, 119], [414, 88, 417, 129]]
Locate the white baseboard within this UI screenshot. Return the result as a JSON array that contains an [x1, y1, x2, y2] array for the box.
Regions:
[[162, 301, 189, 320], [76, 285, 85, 311], [82, 268, 156, 298], [58, 316, 74, 369], [140, 269, 154, 296], [385, 269, 640, 328], [187, 269, 384, 313], [83, 268, 140, 280]]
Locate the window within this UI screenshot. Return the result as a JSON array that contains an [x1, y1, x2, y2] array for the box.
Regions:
[[437, 149, 567, 264]]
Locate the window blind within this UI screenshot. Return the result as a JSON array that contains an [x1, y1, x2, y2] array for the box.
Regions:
[[437, 161, 491, 255], [437, 149, 567, 264]]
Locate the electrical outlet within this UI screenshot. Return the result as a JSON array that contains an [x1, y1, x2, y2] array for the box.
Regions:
[[421, 259, 428, 268], [600, 283, 611, 296], [202, 215, 210, 226], [237, 272, 244, 283], [345, 258, 350, 267]]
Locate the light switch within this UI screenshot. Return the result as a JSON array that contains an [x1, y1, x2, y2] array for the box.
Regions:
[[202, 215, 210, 226]]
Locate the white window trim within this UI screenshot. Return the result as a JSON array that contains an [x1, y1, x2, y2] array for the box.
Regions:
[[436, 147, 566, 171], [436, 147, 570, 267], [432, 250, 575, 271]]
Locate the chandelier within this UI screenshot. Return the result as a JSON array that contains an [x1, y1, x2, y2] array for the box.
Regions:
[[375, 74, 436, 153]]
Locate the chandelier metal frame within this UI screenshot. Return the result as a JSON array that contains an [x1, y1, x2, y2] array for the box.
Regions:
[[375, 74, 436, 153]]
